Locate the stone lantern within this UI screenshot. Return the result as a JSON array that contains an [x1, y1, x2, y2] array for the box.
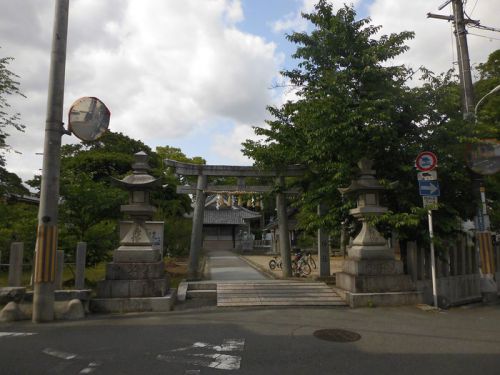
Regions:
[[335, 159, 420, 307], [92, 152, 172, 312], [337, 158, 393, 260], [113, 151, 161, 263]]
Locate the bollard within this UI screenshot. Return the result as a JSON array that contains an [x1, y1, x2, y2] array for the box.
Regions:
[[75, 242, 87, 290], [54, 250, 64, 290], [8, 243, 24, 287]]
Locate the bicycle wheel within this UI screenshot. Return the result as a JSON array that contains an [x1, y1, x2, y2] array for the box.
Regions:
[[300, 263, 311, 276], [309, 256, 317, 270], [269, 259, 277, 270]]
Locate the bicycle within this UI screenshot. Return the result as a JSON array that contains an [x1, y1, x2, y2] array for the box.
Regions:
[[291, 249, 311, 277], [305, 251, 317, 270], [268, 255, 282, 270], [292, 256, 311, 277]]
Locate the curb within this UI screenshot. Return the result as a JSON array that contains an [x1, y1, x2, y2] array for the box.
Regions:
[[238, 255, 278, 280]]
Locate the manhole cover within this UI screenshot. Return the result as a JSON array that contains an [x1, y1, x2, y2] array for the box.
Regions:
[[313, 329, 361, 343]]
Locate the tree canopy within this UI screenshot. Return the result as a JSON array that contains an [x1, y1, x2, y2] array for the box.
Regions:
[[243, 1, 491, 243]]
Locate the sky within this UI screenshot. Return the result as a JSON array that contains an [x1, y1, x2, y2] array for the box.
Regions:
[[1, 0, 499, 184]]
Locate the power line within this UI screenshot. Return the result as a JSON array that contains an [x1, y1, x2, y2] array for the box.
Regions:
[[468, 32, 500, 41], [470, 24, 500, 33], [469, 0, 479, 16]]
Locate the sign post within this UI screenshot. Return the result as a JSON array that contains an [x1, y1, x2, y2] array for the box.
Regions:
[[416, 151, 439, 308]]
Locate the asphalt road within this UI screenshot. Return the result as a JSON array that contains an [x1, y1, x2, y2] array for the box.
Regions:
[[1, 303, 499, 375]]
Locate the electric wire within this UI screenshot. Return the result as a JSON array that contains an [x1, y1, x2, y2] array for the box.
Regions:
[[469, 0, 479, 16], [468, 32, 500, 41]]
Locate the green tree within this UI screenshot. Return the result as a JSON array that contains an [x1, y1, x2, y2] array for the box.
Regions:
[[0, 50, 26, 197], [243, 1, 477, 243], [49, 132, 150, 264], [155, 146, 205, 256], [474, 49, 500, 231], [0, 52, 25, 164]]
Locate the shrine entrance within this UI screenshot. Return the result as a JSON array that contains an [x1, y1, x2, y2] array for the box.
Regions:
[[164, 159, 305, 280]]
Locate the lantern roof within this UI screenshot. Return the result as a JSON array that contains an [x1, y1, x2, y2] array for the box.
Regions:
[[113, 151, 161, 189], [338, 159, 387, 195]]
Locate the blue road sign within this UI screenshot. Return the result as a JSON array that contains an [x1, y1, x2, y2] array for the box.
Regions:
[[419, 180, 440, 196]]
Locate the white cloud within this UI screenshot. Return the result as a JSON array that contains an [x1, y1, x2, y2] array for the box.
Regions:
[[368, 0, 500, 80], [1, 0, 282, 180], [272, 0, 361, 33], [211, 122, 256, 164]]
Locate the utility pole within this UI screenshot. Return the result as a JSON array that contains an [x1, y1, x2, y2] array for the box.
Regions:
[[32, 0, 69, 323], [428, 0, 477, 118], [428, 1, 497, 302], [451, 0, 475, 117]]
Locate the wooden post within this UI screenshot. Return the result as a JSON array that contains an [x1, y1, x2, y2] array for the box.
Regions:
[[8, 242, 24, 287], [459, 238, 466, 276], [407, 241, 418, 282], [417, 245, 425, 280]]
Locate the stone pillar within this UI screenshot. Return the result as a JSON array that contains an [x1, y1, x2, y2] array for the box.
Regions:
[[188, 174, 207, 280], [54, 250, 64, 289], [8, 242, 24, 287], [276, 177, 292, 277], [317, 204, 330, 277], [75, 242, 87, 289], [276, 176, 292, 277]]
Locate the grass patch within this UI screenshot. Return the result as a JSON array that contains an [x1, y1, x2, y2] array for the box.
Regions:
[[0, 258, 188, 291]]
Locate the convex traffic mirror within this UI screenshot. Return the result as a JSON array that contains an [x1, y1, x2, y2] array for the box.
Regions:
[[68, 96, 110, 141]]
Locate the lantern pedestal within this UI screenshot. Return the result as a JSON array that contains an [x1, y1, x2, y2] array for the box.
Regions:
[[335, 159, 422, 307]]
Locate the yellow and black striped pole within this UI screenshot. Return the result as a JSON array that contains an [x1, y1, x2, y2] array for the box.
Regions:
[[32, 0, 69, 323], [34, 225, 58, 284], [477, 231, 496, 275]]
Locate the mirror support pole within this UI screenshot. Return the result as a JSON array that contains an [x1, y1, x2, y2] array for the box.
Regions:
[[33, 0, 69, 323]]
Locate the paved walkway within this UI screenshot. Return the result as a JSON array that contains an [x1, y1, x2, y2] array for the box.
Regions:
[[205, 248, 269, 281]]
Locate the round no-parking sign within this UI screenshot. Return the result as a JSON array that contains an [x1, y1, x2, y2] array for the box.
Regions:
[[415, 151, 438, 171]]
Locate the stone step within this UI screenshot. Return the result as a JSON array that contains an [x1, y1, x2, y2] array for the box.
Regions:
[[218, 301, 346, 306], [187, 282, 217, 291], [217, 281, 347, 307], [186, 290, 217, 300]]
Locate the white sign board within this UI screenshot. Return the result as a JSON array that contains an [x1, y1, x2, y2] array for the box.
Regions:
[[422, 196, 438, 209], [417, 171, 437, 181], [119, 221, 164, 255]]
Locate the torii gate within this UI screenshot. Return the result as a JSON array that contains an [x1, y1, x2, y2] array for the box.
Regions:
[[164, 159, 305, 279]]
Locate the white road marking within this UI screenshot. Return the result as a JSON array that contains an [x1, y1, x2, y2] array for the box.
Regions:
[[158, 338, 245, 371], [42, 348, 79, 360], [193, 353, 242, 370], [173, 339, 245, 353], [0, 332, 37, 338], [79, 361, 101, 374]]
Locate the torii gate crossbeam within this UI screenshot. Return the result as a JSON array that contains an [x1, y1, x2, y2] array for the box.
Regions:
[[164, 159, 306, 279]]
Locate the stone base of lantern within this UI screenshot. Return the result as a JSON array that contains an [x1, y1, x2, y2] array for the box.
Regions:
[[96, 277, 169, 298], [113, 248, 162, 263], [336, 258, 422, 307], [95, 258, 170, 306]]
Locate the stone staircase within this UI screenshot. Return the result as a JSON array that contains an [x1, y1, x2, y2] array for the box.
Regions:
[[216, 280, 347, 307], [175, 281, 217, 309]]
